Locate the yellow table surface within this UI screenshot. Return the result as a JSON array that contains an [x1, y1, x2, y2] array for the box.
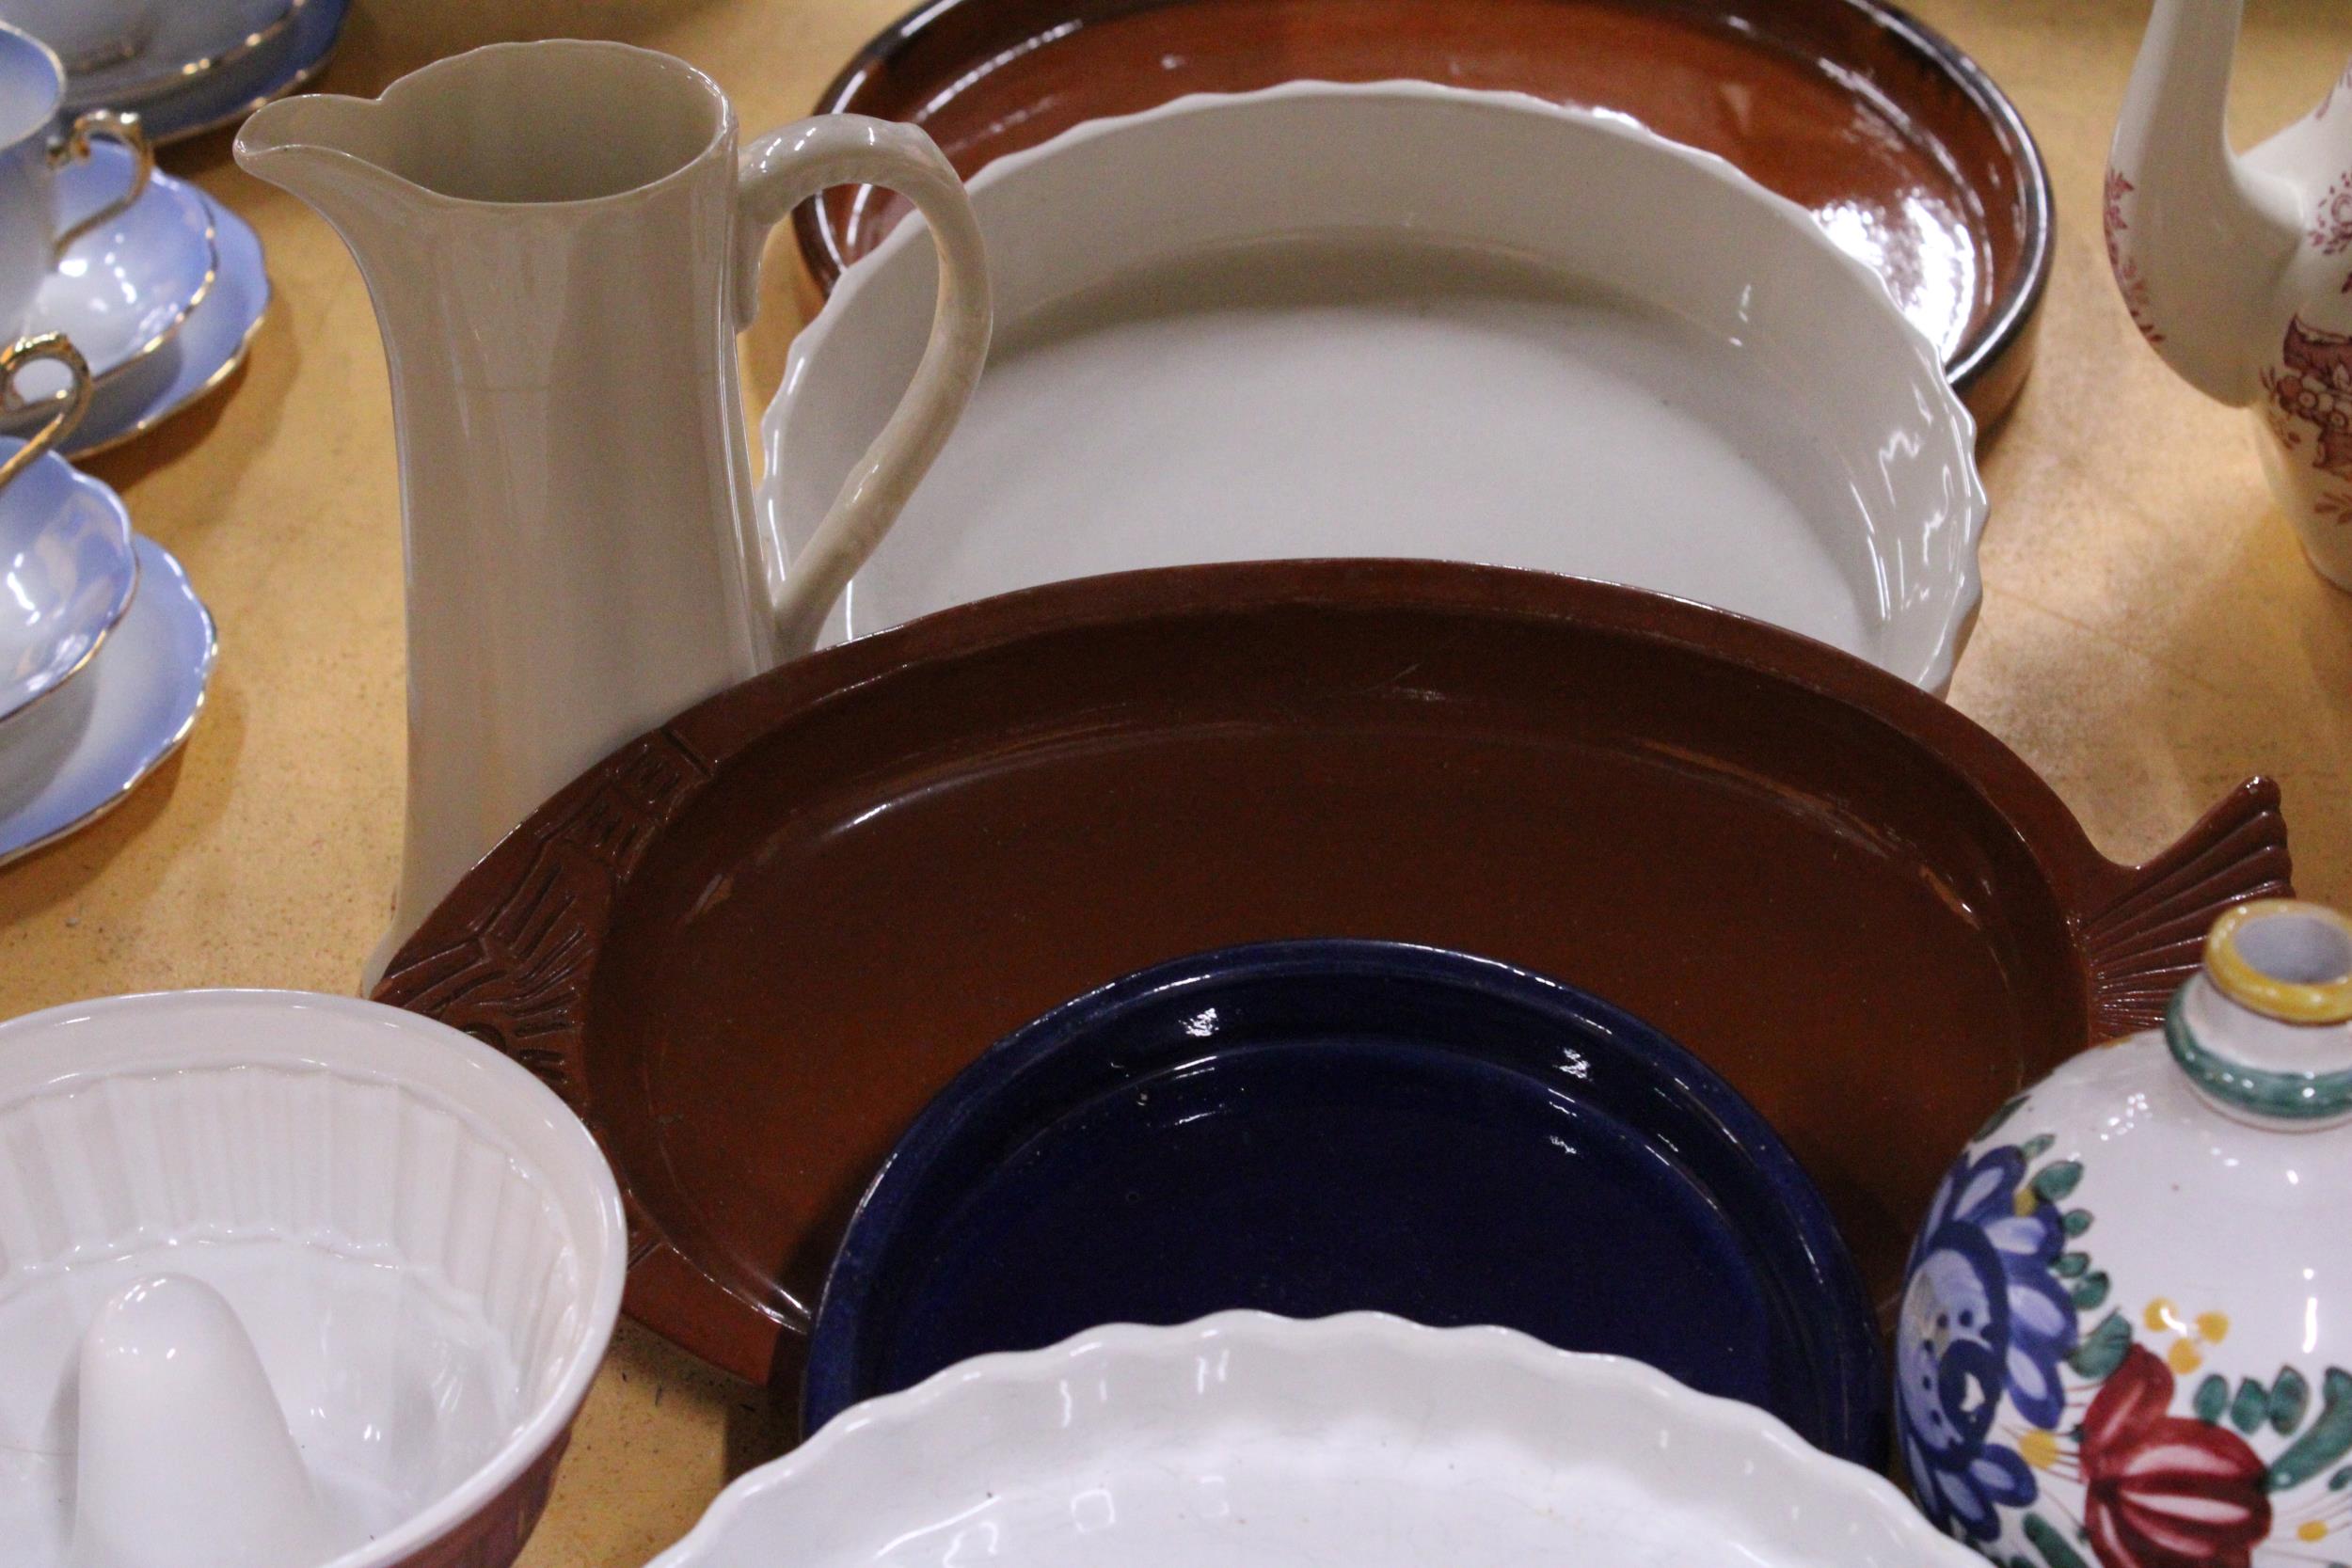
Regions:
[[1, 0, 2344, 1560]]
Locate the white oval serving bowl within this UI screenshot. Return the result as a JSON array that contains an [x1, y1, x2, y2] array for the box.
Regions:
[[0, 990, 627, 1568], [762, 80, 1987, 692], [652, 1310, 1973, 1568]]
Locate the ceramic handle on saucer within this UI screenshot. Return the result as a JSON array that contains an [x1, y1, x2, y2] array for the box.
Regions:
[[0, 332, 90, 491], [51, 110, 151, 254], [734, 116, 992, 658]]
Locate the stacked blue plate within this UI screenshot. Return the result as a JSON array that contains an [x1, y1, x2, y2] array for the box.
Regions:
[[0, 431, 215, 863], [9, 0, 348, 146], [0, 139, 272, 455]]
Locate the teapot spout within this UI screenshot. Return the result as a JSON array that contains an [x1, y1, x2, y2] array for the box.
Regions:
[[2106, 0, 2304, 406]]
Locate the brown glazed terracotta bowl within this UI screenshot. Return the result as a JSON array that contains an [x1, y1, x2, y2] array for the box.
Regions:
[[375, 561, 2286, 1394], [798, 0, 2054, 425]]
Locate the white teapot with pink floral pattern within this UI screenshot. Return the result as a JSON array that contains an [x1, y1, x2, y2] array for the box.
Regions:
[[2107, 0, 2352, 584], [1899, 898, 2352, 1568]]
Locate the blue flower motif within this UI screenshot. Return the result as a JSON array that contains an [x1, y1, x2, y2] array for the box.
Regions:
[[1898, 1144, 2079, 1542]]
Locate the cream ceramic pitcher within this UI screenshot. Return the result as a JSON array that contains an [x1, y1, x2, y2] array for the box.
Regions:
[[234, 42, 990, 982], [2107, 0, 2352, 584]]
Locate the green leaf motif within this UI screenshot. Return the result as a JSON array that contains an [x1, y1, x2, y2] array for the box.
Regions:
[[2055, 1252, 2089, 1279], [2020, 1133, 2056, 1162], [2025, 1512, 2093, 1568], [2233, 1378, 2271, 1433], [1975, 1095, 2028, 1143], [2031, 1161, 2084, 1205], [2275, 1369, 2312, 1435], [2196, 1374, 2230, 1424], [2270, 1369, 2352, 1492], [2072, 1311, 2132, 1381], [2329, 1464, 2352, 1490], [2072, 1271, 2110, 1311], [2062, 1209, 2094, 1238]]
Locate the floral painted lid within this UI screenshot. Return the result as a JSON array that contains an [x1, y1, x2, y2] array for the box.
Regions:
[[1899, 898, 2352, 1568]]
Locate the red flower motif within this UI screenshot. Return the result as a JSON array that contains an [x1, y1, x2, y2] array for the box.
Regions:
[[2314, 171, 2352, 255], [2079, 1346, 2271, 1568]]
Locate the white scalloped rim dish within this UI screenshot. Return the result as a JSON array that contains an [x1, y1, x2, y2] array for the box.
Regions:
[[652, 1311, 1975, 1568], [762, 80, 1987, 692]]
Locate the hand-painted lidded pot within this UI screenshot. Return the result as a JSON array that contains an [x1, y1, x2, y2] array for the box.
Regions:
[[1899, 898, 2352, 1568]]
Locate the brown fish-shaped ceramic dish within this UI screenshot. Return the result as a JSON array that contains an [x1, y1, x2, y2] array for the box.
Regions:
[[375, 561, 2284, 1393], [797, 0, 2052, 425]]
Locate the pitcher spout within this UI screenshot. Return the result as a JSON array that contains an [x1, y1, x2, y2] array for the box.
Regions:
[[234, 94, 428, 256], [2106, 0, 2305, 405], [232, 92, 374, 193]]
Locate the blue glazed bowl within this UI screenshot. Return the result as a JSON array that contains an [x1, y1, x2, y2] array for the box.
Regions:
[[803, 940, 1885, 1464]]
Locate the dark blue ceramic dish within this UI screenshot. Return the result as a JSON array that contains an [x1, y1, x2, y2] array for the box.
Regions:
[[803, 940, 1885, 1462]]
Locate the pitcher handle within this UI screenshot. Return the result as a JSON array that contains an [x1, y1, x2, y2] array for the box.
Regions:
[[735, 117, 991, 658]]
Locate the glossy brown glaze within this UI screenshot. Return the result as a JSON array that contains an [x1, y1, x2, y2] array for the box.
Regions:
[[795, 0, 2051, 424], [376, 562, 2284, 1394]]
